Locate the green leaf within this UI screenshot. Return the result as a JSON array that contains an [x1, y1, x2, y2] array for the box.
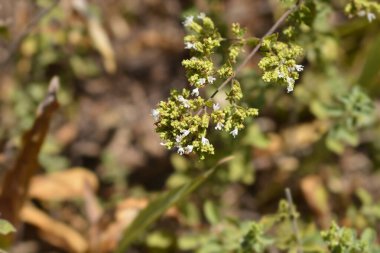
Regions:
[[170, 154, 189, 172], [204, 200, 220, 225], [115, 156, 234, 253], [242, 124, 269, 148], [358, 34, 380, 94], [0, 219, 16, 235], [326, 135, 344, 154], [146, 231, 173, 249]]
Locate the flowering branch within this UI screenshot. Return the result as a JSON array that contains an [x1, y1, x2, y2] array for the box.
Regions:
[[153, 2, 306, 159], [209, 2, 302, 99]]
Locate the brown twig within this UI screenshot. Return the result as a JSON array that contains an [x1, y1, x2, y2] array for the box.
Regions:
[[285, 187, 303, 253], [0, 77, 60, 230], [0, 0, 60, 67]]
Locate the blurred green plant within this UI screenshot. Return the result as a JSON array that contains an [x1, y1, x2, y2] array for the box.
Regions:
[[325, 86, 375, 153], [0, 219, 15, 236]]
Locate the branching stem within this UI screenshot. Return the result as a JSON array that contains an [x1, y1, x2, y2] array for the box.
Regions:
[[209, 1, 302, 100], [0, 0, 60, 67]]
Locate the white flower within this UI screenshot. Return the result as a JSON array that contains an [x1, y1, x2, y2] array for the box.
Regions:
[[185, 42, 196, 50], [184, 145, 193, 154], [181, 129, 190, 137], [201, 137, 209, 145], [191, 88, 199, 96], [207, 76, 216, 84], [182, 16, 194, 27], [176, 135, 183, 143], [357, 10, 366, 17], [357, 10, 376, 22], [178, 95, 190, 108], [367, 12, 376, 22], [197, 78, 206, 86], [287, 84, 294, 93], [160, 142, 166, 146], [286, 77, 295, 93], [213, 103, 220, 111], [295, 64, 304, 72], [287, 66, 295, 72], [215, 122, 224, 130], [277, 70, 285, 78], [176, 129, 190, 143], [230, 127, 238, 138], [197, 12, 206, 19], [177, 146, 185, 155], [286, 77, 295, 85], [151, 109, 160, 122]]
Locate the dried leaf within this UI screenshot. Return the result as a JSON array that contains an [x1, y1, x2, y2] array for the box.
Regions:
[[88, 18, 116, 74], [283, 121, 328, 152], [28, 168, 98, 201], [20, 203, 88, 253], [300, 175, 331, 227], [96, 197, 178, 252]]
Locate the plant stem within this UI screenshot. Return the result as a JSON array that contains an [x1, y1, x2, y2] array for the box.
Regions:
[[0, 0, 60, 67], [285, 187, 303, 253], [209, 2, 301, 100]]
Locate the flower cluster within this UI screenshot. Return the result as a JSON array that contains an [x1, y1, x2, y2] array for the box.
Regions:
[[282, 1, 317, 39], [345, 0, 380, 22], [258, 34, 304, 92], [321, 222, 368, 252], [152, 14, 259, 159]]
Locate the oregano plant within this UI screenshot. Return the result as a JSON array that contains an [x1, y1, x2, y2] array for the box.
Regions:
[[151, 1, 311, 159]]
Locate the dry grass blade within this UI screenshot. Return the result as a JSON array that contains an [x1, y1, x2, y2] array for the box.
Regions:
[[28, 167, 98, 201], [0, 76, 60, 228], [20, 203, 88, 253]]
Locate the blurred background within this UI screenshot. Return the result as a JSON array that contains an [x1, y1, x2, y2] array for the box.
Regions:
[[0, 0, 380, 252]]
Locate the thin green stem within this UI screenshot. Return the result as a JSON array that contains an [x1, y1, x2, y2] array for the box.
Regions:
[[209, 2, 301, 100], [285, 187, 303, 253]]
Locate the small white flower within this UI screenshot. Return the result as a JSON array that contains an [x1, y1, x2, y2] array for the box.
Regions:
[[295, 64, 304, 72], [182, 16, 194, 27], [277, 70, 285, 78], [215, 122, 224, 130], [177, 147, 185, 155], [185, 42, 197, 50], [230, 127, 238, 138], [287, 84, 294, 93], [191, 88, 199, 96], [367, 12, 376, 22], [184, 145, 193, 154], [197, 13, 206, 19], [181, 129, 190, 137], [286, 77, 295, 85], [197, 78, 206, 86], [176, 135, 183, 143], [207, 76, 216, 84], [287, 65, 295, 72], [213, 103, 220, 111], [286, 77, 295, 93], [201, 137, 209, 145], [178, 95, 190, 108], [357, 10, 366, 17], [151, 109, 160, 122], [160, 142, 166, 146]]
